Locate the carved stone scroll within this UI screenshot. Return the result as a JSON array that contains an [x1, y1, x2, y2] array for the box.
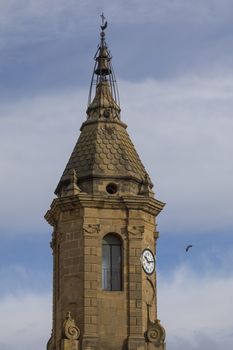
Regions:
[[145, 305, 166, 347], [61, 312, 81, 350], [63, 312, 80, 340]]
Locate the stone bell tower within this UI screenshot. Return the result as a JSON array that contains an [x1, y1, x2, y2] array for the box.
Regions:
[[45, 18, 166, 350]]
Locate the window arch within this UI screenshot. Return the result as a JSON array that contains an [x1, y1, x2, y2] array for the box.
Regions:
[[102, 234, 122, 291]]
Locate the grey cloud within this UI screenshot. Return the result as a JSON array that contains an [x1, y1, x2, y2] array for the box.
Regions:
[[168, 332, 233, 350], [1, 0, 233, 98], [1, 0, 233, 53], [120, 76, 233, 233], [0, 293, 51, 350], [158, 262, 233, 350], [0, 265, 50, 296], [1, 260, 233, 349], [1, 0, 232, 34], [1, 74, 233, 235], [0, 89, 86, 234]]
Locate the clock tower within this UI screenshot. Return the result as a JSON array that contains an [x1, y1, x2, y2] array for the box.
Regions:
[[45, 19, 166, 350]]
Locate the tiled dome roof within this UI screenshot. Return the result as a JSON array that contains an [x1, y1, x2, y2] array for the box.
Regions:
[[55, 21, 153, 195], [55, 119, 150, 194]]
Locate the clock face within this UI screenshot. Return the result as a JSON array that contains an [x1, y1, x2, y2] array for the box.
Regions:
[[141, 249, 155, 275]]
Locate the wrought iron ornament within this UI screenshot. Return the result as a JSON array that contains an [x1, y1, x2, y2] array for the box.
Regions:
[[87, 14, 120, 110]]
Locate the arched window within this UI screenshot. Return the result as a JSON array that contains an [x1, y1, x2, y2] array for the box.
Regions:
[[102, 234, 122, 291]]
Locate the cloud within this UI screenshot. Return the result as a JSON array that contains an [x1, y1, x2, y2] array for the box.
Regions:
[[1, 73, 233, 235], [158, 263, 233, 349], [120, 75, 233, 233], [0, 88, 87, 234], [0, 265, 50, 296], [1, 0, 233, 100], [0, 292, 51, 350], [1, 0, 233, 48], [101, 0, 233, 27], [0, 0, 86, 48], [1, 255, 232, 350]]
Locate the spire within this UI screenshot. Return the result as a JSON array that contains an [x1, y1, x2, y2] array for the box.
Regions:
[[54, 17, 153, 197], [87, 15, 121, 120]]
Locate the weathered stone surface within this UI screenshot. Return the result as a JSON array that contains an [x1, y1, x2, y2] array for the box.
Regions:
[[55, 120, 152, 195], [45, 22, 166, 350], [87, 81, 121, 120], [61, 339, 79, 350]]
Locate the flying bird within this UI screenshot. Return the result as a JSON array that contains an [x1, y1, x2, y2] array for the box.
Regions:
[[185, 244, 193, 252]]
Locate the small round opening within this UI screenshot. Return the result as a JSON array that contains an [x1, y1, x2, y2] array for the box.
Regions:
[[103, 109, 110, 118], [106, 183, 118, 194]]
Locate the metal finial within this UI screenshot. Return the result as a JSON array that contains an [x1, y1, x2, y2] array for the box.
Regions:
[[101, 13, 105, 26], [87, 17, 120, 115], [100, 13, 107, 31]]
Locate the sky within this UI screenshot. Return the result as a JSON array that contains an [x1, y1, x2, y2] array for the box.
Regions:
[[0, 1, 233, 349]]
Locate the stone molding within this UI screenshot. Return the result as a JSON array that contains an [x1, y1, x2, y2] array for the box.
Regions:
[[128, 225, 144, 238], [83, 224, 100, 236], [45, 194, 165, 228]]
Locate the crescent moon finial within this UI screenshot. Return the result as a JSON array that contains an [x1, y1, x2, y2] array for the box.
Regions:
[[100, 13, 107, 31]]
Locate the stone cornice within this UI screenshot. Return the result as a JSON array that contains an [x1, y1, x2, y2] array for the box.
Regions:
[[45, 194, 165, 226], [121, 196, 165, 216], [80, 118, 127, 131]]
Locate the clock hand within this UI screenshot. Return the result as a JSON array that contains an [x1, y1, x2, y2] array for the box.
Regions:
[[144, 256, 154, 264], [145, 256, 153, 263]]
